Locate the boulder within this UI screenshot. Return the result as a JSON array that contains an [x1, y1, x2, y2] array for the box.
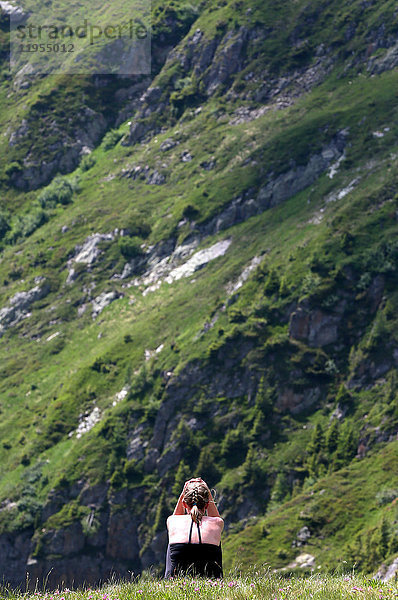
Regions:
[[286, 553, 316, 569]]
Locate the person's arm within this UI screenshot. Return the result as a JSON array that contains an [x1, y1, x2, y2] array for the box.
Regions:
[[172, 479, 196, 515], [206, 487, 221, 517], [195, 477, 221, 517], [172, 489, 185, 515]]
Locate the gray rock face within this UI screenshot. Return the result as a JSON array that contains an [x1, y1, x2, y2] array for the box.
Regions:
[[122, 135, 342, 292], [203, 27, 249, 95], [120, 164, 166, 185], [125, 21, 337, 149], [376, 556, 398, 582], [106, 510, 140, 562], [0, 281, 50, 337], [127, 425, 147, 461], [3, 483, 146, 589], [91, 291, 122, 319], [276, 387, 321, 415], [369, 44, 398, 73], [289, 307, 341, 347], [8, 108, 107, 191], [66, 232, 116, 283], [188, 137, 347, 241], [0, 531, 34, 588], [41, 522, 85, 557]]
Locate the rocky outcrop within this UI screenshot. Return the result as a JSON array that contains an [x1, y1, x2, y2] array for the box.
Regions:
[[289, 307, 341, 347], [116, 137, 346, 295], [368, 42, 398, 74], [8, 107, 108, 191], [66, 232, 116, 284], [153, 136, 344, 247], [91, 291, 123, 319], [3, 482, 145, 589], [276, 387, 321, 415], [0, 530, 34, 588], [376, 556, 398, 582], [120, 163, 167, 185], [0, 278, 50, 337]]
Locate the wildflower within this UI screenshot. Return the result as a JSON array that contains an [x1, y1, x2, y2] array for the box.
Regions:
[[250, 583, 255, 588], [138, 590, 143, 594]]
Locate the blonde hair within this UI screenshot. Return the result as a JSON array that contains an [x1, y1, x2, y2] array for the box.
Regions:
[[183, 482, 209, 523]]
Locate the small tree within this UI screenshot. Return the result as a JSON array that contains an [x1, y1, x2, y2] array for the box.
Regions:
[[271, 472, 290, 503], [172, 461, 191, 497], [0, 211, 10, 240], [306, 423, 325, 456], [255, 376, 275, 413], [264, 268, 280, 295], [325, 420, 340, 456], [196, 445, 221, 485]]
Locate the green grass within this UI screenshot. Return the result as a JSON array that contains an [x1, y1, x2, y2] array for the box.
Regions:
[[2, 0, 398, 582], [1, 572, 397, 600]]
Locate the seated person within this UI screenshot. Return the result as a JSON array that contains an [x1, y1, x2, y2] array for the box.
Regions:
[[165, 477, 224, 578]]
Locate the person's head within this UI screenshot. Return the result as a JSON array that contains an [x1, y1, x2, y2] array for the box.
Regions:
[[182, 481, 210, 523]]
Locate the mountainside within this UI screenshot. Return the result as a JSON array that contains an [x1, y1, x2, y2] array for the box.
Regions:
[[0, 0, 398, 588]]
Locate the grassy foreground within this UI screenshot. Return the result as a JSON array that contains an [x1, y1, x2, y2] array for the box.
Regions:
[[1, 573, 397, 600]]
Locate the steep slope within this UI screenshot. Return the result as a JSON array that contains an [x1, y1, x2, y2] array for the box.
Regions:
[[0, 0, 398, 588]]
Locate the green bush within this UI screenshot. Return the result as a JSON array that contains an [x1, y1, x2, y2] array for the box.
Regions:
[[80, 154, 96, 171], [0, 211, 10, 239], [101, 129, 123, 150], [38, 175, 79, 208], [9, 209, 48, 241], [124, 459, 143, 483], [124, 216, 152, 238], [264, 268, 280, 295], [4, 161, 22, 178], [118, 237, 144, 259]]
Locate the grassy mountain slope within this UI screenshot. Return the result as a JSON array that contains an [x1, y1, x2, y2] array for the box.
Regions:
[[0, 0, 397, 588]]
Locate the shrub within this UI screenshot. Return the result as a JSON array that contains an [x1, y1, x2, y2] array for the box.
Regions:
[[124, 459, 143, 484], [4, 161, 22, 178], [80, 154, 96, 171], [182, 204, 200, 220], [119, 236, 144, 259], [221, 427, 247, 467], [124, 216, 151, 238], [301, 272, 321, 296], [38, 175, 79, 208], [101, 129, 123, 150], [9, 209, 48, 241], [0, 211, 10, 240], [264, 268, 280, 295]]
